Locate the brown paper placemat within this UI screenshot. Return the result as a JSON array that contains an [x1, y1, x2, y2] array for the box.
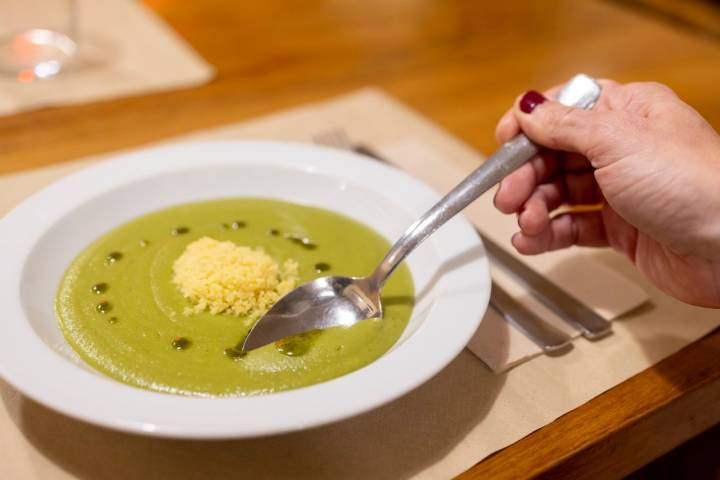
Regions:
[[2, 89, 719, 479], [0, 0, 214, 116]]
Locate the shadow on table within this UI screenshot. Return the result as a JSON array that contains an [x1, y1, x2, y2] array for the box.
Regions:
[[2, 245, 508, 480]]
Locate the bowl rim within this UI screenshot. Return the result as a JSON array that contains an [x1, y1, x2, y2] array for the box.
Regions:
[[0, 140, 490, 439]]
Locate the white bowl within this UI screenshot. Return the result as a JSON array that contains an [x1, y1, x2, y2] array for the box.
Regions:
[[0, 141, 489, 439]]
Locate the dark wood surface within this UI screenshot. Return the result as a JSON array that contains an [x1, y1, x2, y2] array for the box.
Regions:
[[2, 1, 719, 478]]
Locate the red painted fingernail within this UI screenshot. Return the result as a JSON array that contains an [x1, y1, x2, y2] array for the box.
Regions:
[[519, 90, 546, 114]]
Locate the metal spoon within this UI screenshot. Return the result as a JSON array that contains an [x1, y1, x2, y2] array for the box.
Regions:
[[242, 74, 602, 352]]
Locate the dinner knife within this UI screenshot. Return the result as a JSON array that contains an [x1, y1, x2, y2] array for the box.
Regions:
[[481, 234, 612, 339]]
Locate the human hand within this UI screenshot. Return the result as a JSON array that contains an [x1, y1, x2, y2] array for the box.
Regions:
[[493, 80, 720, 307]]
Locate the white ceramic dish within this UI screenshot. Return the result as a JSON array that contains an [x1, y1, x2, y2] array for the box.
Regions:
[[0, 141, 490, 439]]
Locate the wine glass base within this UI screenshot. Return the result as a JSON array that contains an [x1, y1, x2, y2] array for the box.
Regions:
[[0, 28, 77, 82]]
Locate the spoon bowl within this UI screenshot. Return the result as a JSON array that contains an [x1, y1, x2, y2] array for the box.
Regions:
[[242, 276, 381, 351]]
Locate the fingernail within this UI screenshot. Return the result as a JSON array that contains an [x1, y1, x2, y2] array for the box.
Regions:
[[519, 90, 546, 114]]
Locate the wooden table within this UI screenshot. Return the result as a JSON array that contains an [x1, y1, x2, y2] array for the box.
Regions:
[[2, 1, 719, 477]]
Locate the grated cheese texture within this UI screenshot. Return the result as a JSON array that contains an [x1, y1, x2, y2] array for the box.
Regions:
[[172, 237, 298, 321]]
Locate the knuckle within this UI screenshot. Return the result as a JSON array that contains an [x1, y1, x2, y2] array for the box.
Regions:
[[542, 106, 579, 147], [546, 107, 588, 149], [628, 81, 678, 101], [645, 81, 677, 97], [598, 78, 620, 89]]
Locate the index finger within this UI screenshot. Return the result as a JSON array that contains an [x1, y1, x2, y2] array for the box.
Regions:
[[495, 78, 620, 144]]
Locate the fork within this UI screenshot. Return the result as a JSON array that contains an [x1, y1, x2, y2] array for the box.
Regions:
[[312, 129, 572, 353]]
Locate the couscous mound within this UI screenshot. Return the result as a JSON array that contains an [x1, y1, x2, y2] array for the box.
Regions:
[[172, 237, 298, 321]]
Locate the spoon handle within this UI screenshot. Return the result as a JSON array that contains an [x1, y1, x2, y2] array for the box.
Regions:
[[369, 74, 602, 287]]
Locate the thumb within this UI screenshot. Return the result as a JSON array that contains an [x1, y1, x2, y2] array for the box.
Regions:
[[514, 90, 605, 157]]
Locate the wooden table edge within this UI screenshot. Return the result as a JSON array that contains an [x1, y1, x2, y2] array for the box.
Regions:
[[458, 326, 720, 479]]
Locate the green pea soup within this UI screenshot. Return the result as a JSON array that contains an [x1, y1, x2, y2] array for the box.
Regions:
[[55, 198, 414, 396]]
